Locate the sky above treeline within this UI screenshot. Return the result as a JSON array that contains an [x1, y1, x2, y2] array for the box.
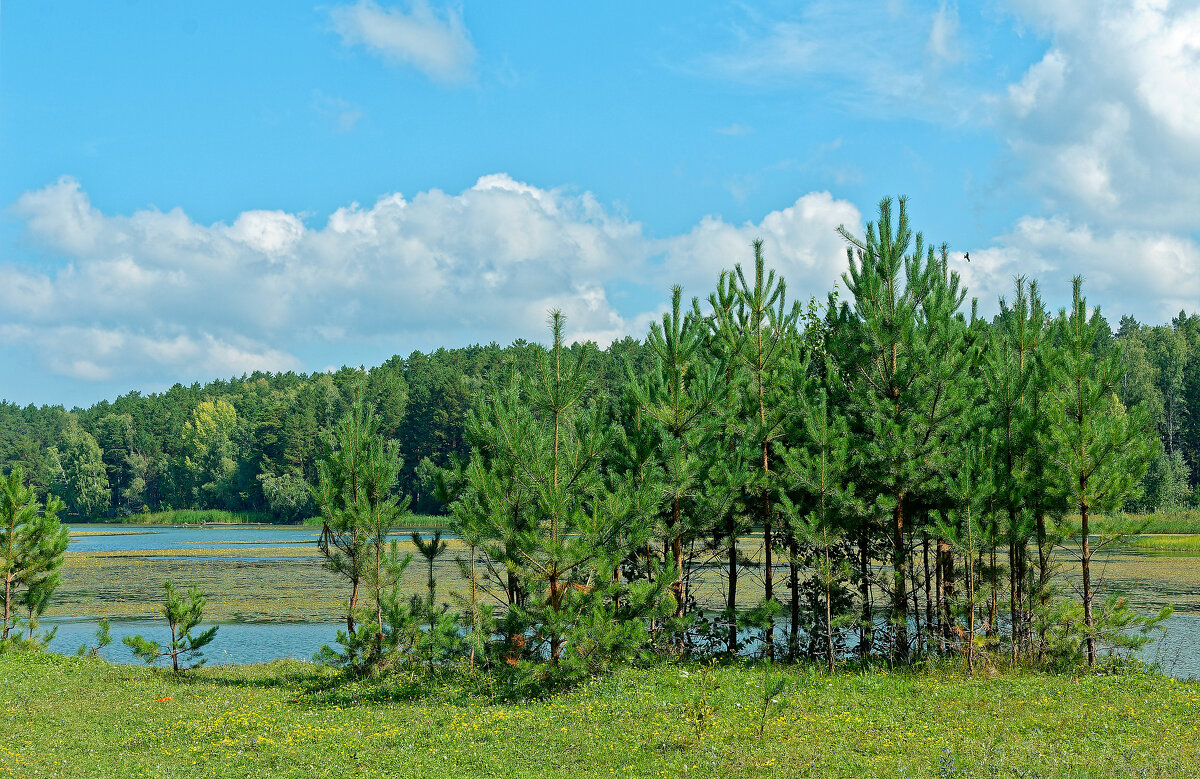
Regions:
[[2, 1, 1199, 408]]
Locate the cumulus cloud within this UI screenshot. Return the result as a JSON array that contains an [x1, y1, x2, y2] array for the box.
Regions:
[[2, 176, 863, 387], [995, 0, 1200, 228], [964, 216, 1200, 323], [330, 0, 476, 83]]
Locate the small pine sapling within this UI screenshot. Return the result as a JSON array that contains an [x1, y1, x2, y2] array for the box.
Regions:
[[123, 581, 218, 673], [77, 618, 112, 657], [756, 656, 787, 740]]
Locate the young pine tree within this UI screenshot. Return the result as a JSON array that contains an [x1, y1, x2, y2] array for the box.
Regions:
[[311, 390, 414, 668], [1, 467, 69, 643], [1042, 277, 1155, 666], [710, 242, 799, 658], [626, 286, 727, 620], [832, 197, 973, 662], [982, 277, 1047, 658], [778, 381, 858, 670], [123, 581, 218, 673]]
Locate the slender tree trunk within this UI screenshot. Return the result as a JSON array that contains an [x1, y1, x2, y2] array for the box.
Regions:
[[789, 535, 800, 663], [922, 533, 934, 652], [858, 528, 872, 657], [824, 527, 834, 673], [347, 578, 359, 635], [1081, 498, 1096, 666], [671, 497, 684, 617], [762, 476, 774, 658], [1008, 515, 1017, 663], [2, 574, 14, 641], [892, 498, 909, 663], [727, 513, 739, 655], [966, 506, 975, 676], [469, 543, 477, 672], [909, 527, 922, 656], [939, 537, 955, 648], [935, 538, 945, 653], [1035, 510, 1048, 659]]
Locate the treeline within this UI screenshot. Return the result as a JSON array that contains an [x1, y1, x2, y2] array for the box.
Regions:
[[0, 340, 652, 520], [2, 297, 1198, 527]]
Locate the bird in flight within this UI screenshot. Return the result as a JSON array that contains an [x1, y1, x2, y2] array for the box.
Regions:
[[964, 252, 970, 262]]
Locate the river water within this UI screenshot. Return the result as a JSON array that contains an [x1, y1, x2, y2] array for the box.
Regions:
[[38, 524, 1200, 675]]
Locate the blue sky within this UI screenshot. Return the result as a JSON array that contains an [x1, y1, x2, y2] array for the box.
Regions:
[[3, 1, 1199, 407]]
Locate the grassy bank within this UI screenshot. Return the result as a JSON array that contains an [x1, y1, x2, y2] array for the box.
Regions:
[[72, 509, 450, 529], [3, 654, 1198, 778], [1091, 510, 1200, 535], [1122, 534, 1200, 553], [79, 509, 278, 525]]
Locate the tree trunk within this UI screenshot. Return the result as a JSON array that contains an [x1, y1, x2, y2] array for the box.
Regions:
[[789, 536, 800, 663], [1008, 515, 1017, 663], [1081, 499, 1096, 666], [549, 568, 562, 663], [671, 497, 684, 617], [909, 527, 922, 656], [892, 498, 909, 663], [938, 537, 954, 649], [763, 482, 774, 660], [2, 573, 12, 641], [347, 578, 359, 635], [858, 528, 871, 657], [988, 544, 998, 637], [727, 513, 738, 655], [825, 531, 834, 673], [922, 534, 934, 652]]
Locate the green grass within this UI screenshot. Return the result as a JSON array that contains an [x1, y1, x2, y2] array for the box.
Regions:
[[78, 510, 448, 529], [1091, 510, 1200, 536], [1121, 534, 1200, 553], [300, 513, 449, 529], [3, 653, 1199, 778], [79, 509, 279, 526]]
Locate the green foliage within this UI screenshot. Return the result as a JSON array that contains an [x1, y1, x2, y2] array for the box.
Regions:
[[123, 581, 218, 672], [50, 419, 109, 518], [311, 388, 422, 672], [76, 617, 112, 657], [1043, 277, 1157, 665], [1, 466, 69, 644], [257, 470, 314, 521], [833, 196, 972, 662], [182, 399, 239, 508], [1035, 593, 1172, 671], [1142, 447, 1193, 511]]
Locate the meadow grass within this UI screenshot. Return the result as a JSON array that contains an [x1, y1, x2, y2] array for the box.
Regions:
[[1091, 510, 1200, 535], [3, 652, 1198, 778], [82, 509, 278, 526], [76, 509, 450, 529], [1121, 534, 1200, 553]]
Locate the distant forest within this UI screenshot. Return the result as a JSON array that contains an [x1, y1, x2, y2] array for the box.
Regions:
[[0, 337, 653, 519], [1, 286, 1197, 524]]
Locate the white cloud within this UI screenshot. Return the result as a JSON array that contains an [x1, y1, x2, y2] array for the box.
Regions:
[[966, 216, 1200, 323], [703, 1, 977, 118], [660, 191, 862, 302], [330, 0, 476, 84], [927, 2, 963, 64], [995, 0, 1200, 228], [2, 177, 863, 387]]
